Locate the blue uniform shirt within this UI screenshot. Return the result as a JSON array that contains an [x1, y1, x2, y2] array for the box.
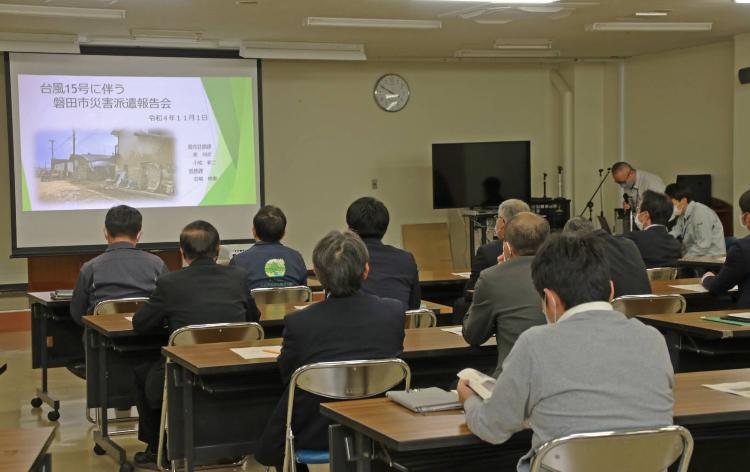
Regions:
[[230, 241, 307, 291]]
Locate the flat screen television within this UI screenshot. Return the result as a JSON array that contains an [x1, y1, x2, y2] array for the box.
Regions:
[[432, 140, 531, 209]]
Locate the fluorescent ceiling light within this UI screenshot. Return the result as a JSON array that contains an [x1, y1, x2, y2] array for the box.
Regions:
[[735, 0, 750, 3], [425, 0, 558, 3], [494, 38, 552, 49], [587, 22, 712, 32], [80, 36, 222, 50], [306, 17, 442, 29], [455, 49, 560, 58], [130, 29, 203, 41], [635, 11, 669, 17], [0, 32, 80, 54], [240, 41, 366, 61], [0, 4, 125, 19]]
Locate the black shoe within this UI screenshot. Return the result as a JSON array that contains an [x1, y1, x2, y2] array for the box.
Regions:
[[65, 362, 86, 380], [133, 449, 158, 470]]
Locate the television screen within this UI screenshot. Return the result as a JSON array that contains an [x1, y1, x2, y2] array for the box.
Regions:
[[432, 141, 531, 209]]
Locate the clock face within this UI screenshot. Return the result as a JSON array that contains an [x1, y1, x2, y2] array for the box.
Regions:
[[373, 74, 410, 112]]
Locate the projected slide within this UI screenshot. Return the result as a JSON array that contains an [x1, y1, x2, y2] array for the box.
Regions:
[[16, 75, 257, 212]]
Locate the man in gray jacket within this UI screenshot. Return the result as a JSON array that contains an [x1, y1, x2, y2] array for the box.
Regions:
[[459, 232, 674, 472], [462, 212, 549, 377]]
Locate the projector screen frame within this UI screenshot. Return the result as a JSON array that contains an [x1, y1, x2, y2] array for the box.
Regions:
[[5, 47, 265, 257]]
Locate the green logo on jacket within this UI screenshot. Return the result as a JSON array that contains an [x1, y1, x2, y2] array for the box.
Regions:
[[265, 258, 286, 278]]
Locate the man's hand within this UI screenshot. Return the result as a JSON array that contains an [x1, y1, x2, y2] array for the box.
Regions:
[[701, 271, 716, 283], [623, 201, 631, 211], [497, 254, 505, 264], [457, 378, 477, 404]]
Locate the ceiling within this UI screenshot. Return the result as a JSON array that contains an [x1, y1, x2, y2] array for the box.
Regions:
[[0, 0, 749, 59]]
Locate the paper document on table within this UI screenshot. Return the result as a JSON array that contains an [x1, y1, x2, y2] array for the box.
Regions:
[[124, 316, 133, 322], [452, 272, 471, 279], [703, 382, 750, 398], [231, 346, 281, 360], [441, 327, 463, 336], [669, 284, 738, 293], [293, 305, 309, 310]]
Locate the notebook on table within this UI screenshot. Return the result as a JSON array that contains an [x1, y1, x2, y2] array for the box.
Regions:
[[386, 387, 461, 413]]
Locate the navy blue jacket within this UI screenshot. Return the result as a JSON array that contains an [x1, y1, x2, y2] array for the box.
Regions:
[[360, 238, 420, 309], [230, 241, 307, 291], [703, 235, 750, 309], [626, 225, 682, 269]]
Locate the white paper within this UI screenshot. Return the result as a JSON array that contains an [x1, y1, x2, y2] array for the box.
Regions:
[[124, 316, 133, 322], [230, 346, 281, 360], [451, 272, 471, 279], [441, 327, 463, 336], [703, 381, 750, 398], [294, 305, 309, 310], [722, 312, 750, 321], [669, 284, 738, 293]]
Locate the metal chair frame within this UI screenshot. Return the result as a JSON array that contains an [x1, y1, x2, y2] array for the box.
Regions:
[[250, 286, 313, 305], [611, 294, 687, 318], [404, 309, 437, 329], [283, 359, 411, 472], [156, 322, 265, 471], [529, 425, 693, 472], [646, 267, 679, 281]]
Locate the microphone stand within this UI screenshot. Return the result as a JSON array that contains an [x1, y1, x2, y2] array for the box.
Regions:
[[578, 168, 611, 220]]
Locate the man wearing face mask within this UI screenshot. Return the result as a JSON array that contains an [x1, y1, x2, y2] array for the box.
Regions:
[[701, 190, 750, 308], [666, 183, 726, 257], [626, 190, 682, 268], [462, 212, 549, 377], [611, 161, 665, 211], [458, 233, 674, 472]]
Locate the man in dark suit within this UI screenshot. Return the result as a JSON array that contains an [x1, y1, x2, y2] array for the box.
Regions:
[[463, 212, 549, 377], [563, 217, 651, 297], [255, 230, 405, 471], [702, 189, 750, 308], [346, 197, 420, 309], [626, 190, 682, 268], [131, 220, 257, 467]]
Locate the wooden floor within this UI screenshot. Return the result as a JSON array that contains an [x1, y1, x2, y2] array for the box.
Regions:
[[0, 331, 326, 472]]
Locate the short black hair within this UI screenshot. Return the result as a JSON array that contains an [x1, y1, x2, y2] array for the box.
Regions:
[[313, 230, 370, 297], [105, 205, 142, 239], [611, 161, 633, 174], [180, 220, 220, 260], [346, 197, 389, 239], [253, 205, 286, 242], [665, 183, 693, 202], [505, 212, 550, 256], [640, 190, 673, 226], [740, 189, 750, 214], [562, 216, 595, 235], [531, 233, 612, 308]]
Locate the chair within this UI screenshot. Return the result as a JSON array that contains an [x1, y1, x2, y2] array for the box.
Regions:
[[404, 309, 437, 329], [611, 294, 686, 318], [283, 359, 411, 472], [646, 267, 679, 281], [250, 286, 313, 305], [529, 425, 693, 472], [87, 297, 150, 426], [156, 322, 265, 471]]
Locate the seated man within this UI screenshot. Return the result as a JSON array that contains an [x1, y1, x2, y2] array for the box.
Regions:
[[131, 220, 257, 468], [666, 183, 726, 257], [256, 230, 405, 471], [626, 190, 682, 268], [459, 232, 674, 472], [70, 205, 167, 325], [702, 189, 750, 308], [463, 212, 549, 377], [230, 205, 307, 290], [563, 217, 651, 297], [346, 197, 420, 309]]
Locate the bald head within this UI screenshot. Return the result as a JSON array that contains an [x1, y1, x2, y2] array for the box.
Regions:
[[505, 212, 550, 256]]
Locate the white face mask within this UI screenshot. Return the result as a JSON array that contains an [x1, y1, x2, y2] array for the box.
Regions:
[[542, 293, 558, 324], [634, 212, 645, 231], [503, 242, 512, 261], [672, 205, 681, 219]]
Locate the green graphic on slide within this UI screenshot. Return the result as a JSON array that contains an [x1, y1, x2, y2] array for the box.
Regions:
[[200, 77, 257, 206], [21, 161, 31, 211]]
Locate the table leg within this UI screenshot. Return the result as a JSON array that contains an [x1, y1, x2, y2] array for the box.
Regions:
[[31, 304, 60, 421], [182, 367, 195, 472], [355, 431, 373, 472], [328, 425, 356, 472]]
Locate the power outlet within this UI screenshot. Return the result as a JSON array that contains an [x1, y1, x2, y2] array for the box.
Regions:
[[371, 179, 378, 190]]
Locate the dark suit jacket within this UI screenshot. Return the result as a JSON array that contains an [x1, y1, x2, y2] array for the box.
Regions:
[[132, 258, 257, 335], [361, 238, 420, 309], [464, 239, 503, 295], [703, 235, 750, 309], [255, 292, 405, 466], [595, 230, 651, 297], [626, 225, 682, 268]]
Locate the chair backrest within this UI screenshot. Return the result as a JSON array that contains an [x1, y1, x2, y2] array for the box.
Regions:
[[646, 267, 679, 281], [404, 309, 437, 329], [168, 322, 264, 347], [291, 359, 411, 401], [93, 297, 149, 315], [612, 294, 686, 318], [529, 426, 693, 472], [251, 286, 312, 305]]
